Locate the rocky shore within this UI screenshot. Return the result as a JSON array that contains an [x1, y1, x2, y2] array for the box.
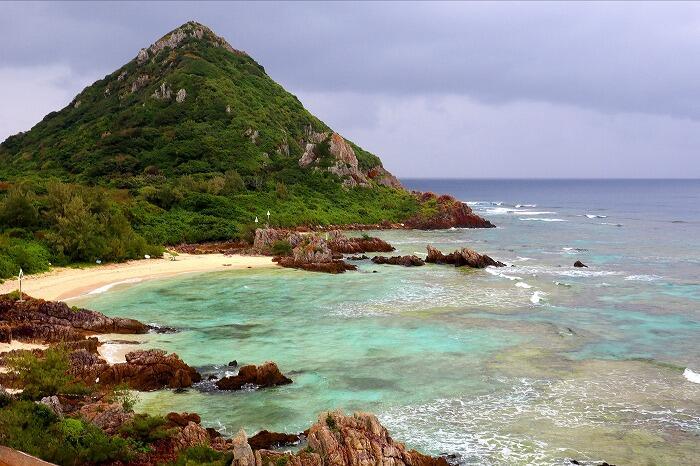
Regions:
[[0, 293, 449, 466]]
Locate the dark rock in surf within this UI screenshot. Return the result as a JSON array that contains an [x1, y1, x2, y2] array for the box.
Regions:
[[573, 260, 588, 268], [425, 245, 505, 268], [371, 255, 425, 267], [216, 361, 292, 390]]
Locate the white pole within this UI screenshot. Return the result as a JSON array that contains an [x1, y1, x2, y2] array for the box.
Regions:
[[18, 268, 24, 302]]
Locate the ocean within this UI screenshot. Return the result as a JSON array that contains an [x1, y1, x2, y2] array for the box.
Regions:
[[75, 179, 700, 465]]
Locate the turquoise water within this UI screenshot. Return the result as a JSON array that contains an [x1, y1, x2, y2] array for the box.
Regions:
[[76, 180, 700, 465]]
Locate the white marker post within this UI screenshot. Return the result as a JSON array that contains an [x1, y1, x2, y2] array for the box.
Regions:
[[267, 210, 271, 227], [255, 216, 259, 229], [17, 268, 24, 302]]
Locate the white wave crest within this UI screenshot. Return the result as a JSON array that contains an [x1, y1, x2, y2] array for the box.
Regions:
[[515, 282, 532, 289], [487, 208, 555, 215], [515, 204, 537, 208], [530, 291, 545, 304], [519, 218, 567, 222], [87, 278, 143, 295], [585, 214, 608, 219], [625, 274, 662, 281], [684, 368, 700, 384]]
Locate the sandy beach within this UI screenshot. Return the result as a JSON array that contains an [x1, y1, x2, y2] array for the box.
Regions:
[[0, 253, 275, 301]]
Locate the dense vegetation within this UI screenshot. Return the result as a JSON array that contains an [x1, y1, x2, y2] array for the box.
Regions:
[[0, 22, 424, 278], [0, 346, 231, 465]]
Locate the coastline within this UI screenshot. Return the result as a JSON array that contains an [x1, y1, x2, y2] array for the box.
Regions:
[[0, 253, 276, 301]]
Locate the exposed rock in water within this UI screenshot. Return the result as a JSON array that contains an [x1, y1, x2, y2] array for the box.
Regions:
[[573, 260, 588, 268], [248, 430, 301, 450], [372, 255, 425, 267], [216, 361, 292, 390], [426, 245, 505, 268], [328, 234, 395, 254], [406, 192, 494, 229], [347, 255, 369, 261], [274, 257, 357, 274], [72, 348, 201, 391], [0, 294, 147, 344]]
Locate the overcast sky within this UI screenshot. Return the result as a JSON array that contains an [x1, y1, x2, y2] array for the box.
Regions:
[[1, 1, 699, 178]]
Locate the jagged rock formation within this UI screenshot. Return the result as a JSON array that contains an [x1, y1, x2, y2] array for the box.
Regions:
[[251, 411, 448, 466], [405, 193, 495, 229], [216, 361, 292, 390], [372, 255, 425, 267], [0, 294, 147, 344], [71, 348, 201, 391], [426, 245, 505, 268], [574, 260, 588, 268], [328, 235, 395, 254]]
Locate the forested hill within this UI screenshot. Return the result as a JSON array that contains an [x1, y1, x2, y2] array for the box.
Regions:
[[0, 21, 489, 278]]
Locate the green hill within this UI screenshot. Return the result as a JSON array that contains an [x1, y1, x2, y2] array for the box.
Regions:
[[0, 22, 483, 277]]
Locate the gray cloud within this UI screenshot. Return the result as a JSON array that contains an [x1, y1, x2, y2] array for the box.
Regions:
[[1, 1, 699, 177]]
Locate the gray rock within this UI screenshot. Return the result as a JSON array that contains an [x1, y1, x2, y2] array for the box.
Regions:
[[176, 88, 187, 103]]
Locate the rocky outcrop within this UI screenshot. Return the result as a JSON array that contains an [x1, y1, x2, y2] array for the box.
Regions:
[[274, 257, 357, 274], [367, 166, 403, 189], [0, 294, 147, 344], [298, 129, 373, 188], [232, 429, 257, 466], [80, 401, 135, 434], [405, 193, 494, 229], [248, 430, 301, 450], [72, 349, 201, 391], [216, 361, 292, 390], [426, 245, 505, 268], [328, 235, 395, 254], [266, 232, 357, 274], [252, 411, 448, 466], [573, 260, 588, 268], [372, 255, 425, 267], [176, 88, 187, 103]]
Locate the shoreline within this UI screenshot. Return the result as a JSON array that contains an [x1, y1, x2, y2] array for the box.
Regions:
[[0, 253, 276, 302]]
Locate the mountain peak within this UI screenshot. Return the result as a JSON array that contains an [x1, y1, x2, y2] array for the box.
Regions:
[[135, 21, 246, 65]]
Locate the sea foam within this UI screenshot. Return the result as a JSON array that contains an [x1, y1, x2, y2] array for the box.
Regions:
[[683, 368, 700, 384]]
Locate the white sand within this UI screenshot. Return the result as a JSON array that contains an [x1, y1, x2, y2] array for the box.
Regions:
[[0, 253, 275, 301]]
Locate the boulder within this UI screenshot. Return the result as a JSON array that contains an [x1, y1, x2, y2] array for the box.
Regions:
[[573, 260, 588, 268], [173, 421, 210, 452], [372, 255, 425, 267], [232, 429, 256, 466], [304, 411, 448, 466], [405, 192, 494, 229], [328, 235, 395, 254], [426, 245, 505, 268], [80, 401, 134, 434], [166, 412, 201, 427], [216, 361, 291, 391], [38, 395, 63, 418], [248, 430, 301, 450], [73, 349, 201, 391]]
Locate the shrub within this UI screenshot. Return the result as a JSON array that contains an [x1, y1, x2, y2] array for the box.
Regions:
[[170, 445, 232, 466], [271, 240, 292, 256], [119, 414, 174, 443], [5, 346, 90, 400], [0, 400, 132, 465]]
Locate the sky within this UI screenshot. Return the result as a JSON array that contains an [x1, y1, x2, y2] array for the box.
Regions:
[[1, 1, 699, 178]]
